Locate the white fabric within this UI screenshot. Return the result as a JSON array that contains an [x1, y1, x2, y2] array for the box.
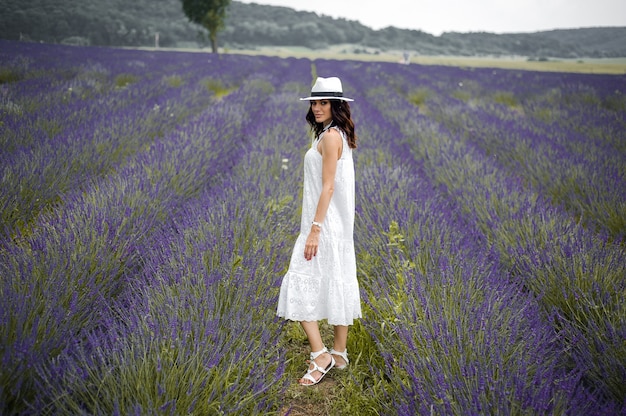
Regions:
[[277, 126, 361, 326]]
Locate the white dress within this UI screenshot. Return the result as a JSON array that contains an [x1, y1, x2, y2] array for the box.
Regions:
[[276, 125, 362, 326]]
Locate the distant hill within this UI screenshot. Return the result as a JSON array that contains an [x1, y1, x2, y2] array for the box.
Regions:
[[1, 0, 625, 58]]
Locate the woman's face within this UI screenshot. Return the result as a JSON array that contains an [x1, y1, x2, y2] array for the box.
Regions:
[[310, 100, 332, 125]]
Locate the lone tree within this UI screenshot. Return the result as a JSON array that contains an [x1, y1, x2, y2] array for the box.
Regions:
[[181, 0, 231, 53]]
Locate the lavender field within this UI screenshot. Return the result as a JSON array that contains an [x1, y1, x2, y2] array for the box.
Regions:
[[1, 40, 625, 415]]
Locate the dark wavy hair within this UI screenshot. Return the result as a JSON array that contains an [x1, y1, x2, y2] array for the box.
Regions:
[[305, 100, 357, 149]]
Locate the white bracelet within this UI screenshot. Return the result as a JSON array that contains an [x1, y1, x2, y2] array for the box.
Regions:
[[312, 221, 322, 228]]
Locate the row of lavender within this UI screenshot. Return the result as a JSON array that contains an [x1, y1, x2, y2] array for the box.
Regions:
[[33, 71, 313, 414], [2, 40, 625, 414], [317, 59, 625, 413]]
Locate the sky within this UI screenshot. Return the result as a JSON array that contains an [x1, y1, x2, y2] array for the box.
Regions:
[[237, 0, 626, 35]]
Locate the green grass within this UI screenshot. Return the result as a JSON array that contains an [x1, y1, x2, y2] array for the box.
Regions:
[[0, 68, 21, 83], [114, 73, 139, 88], [280, 320, 388, 416], [201, 78, 234, 98], [407, 87, 432, 107]]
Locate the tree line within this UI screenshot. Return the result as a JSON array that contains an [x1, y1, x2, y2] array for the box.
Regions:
[[1, 0, 625, 58]]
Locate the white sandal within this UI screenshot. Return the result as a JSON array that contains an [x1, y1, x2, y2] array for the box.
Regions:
[[299, 347, 335, 386], [330, 349, 349, 370]]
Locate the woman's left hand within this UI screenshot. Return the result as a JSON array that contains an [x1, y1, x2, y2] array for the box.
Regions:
[[304, 228, 320, 261]]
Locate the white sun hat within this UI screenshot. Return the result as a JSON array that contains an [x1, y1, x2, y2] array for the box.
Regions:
[[300, 76, 354, 102]]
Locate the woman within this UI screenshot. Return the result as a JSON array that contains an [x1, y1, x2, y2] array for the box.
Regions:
[[277, 76, 361, 386]]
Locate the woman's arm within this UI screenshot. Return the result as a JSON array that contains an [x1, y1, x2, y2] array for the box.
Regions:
[[304, 129, 342, 261]]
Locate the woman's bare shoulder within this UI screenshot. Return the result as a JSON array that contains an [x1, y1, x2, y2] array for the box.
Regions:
[[321, 128, 341, 146], [323, 127, 342, 142]]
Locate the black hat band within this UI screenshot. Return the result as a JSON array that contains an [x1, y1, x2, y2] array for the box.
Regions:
[[311, 91, 344, 97]]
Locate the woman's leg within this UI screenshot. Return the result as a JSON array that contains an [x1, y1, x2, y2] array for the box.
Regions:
[[332, 325, 349, 367], [299, 321, 333, 385]]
